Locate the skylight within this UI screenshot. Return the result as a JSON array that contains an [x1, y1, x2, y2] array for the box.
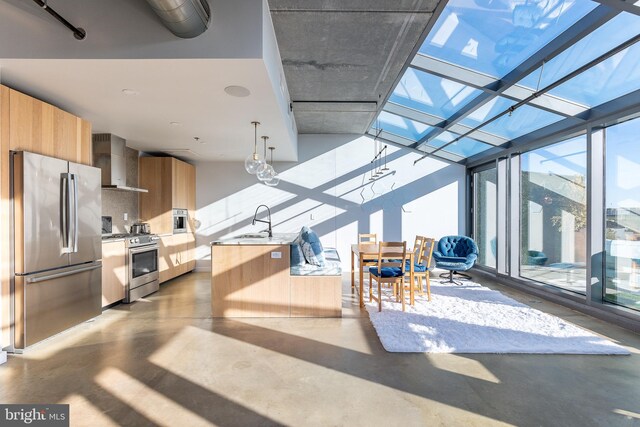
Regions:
[[368, 0, 640, 164], [419, 0, 597, 79]]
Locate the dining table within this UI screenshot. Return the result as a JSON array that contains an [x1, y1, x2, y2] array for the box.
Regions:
[[350, 243, 415, 308]]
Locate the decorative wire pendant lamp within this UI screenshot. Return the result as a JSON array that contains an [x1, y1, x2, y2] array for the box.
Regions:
[[381, 145, 389, 171], [245, 121, 265, 174], [257, 136, 275, 182]]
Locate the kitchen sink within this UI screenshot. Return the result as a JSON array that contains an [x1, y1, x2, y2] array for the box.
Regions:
[[235, 233, 269, 239]]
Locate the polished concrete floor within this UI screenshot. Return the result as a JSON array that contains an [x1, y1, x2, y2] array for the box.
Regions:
[[1, 272, 640, 427]]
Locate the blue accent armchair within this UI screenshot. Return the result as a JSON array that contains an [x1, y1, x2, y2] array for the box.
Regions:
[[433, 236, 479, 285], [526, 250, 548, 266]]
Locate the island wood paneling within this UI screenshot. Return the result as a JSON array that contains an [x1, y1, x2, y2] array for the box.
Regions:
[[290, 276, 342, 318], [211, 245, 291, 317]]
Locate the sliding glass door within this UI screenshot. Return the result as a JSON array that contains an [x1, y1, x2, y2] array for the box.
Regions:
[[605, 117, 640, 310], [474, 167, 497, 269], [519, 136, 587, 294]]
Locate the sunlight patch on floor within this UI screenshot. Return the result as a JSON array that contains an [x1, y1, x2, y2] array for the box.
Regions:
[[613, 408, 640, 420], [145, 324, 440, 425], [428, 354, 501, 384], [17, 310, 130, 361], [60, 394, 120, 427], [95, 367, 213, 427]]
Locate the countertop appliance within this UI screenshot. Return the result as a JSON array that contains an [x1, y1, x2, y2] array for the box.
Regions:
[[173, 208, 188, 233], [124, 234, 160, 303], [130, 223, 150, 235], [11, 151, 102, 351]]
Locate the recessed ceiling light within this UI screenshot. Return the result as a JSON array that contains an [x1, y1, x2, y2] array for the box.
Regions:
[[121, 89, 140, 96], [224, 85, 251, 98], [193, 137, 206, 144], [170, 121, 182, 126]]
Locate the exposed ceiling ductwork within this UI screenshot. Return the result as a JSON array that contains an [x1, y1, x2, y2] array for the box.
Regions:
[[145, 0, 211, 39]]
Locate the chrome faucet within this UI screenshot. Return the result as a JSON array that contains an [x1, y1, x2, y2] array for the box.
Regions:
[[252, 204, 272, 237]]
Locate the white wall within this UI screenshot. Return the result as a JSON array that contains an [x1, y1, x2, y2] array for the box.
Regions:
[[193, 134, 466, 271]]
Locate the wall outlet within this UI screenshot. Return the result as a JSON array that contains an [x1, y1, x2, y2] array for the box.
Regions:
[[271, 252, 282, 259], [124, 213, 128, 221]]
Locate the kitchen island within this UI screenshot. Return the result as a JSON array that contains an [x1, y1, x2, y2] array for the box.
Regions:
[[211, 233, 342, 318]]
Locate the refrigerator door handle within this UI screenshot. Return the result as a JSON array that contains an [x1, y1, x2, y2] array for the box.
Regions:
[[60, 174, 68, 249], [25, 262, 101, 283], [72, 173, 79, 253], [61, 173, 73, 251]]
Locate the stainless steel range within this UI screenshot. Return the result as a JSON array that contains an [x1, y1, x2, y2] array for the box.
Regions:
[[111, 234, 160, 303]]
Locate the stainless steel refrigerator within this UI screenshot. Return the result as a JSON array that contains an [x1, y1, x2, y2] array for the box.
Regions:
[[11, 151, 102, 350]]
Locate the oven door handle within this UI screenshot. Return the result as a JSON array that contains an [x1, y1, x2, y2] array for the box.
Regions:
[[129, 245, 159, 254]]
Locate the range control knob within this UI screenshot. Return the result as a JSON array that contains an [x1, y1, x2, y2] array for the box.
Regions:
[[135, 238, 140, 244]]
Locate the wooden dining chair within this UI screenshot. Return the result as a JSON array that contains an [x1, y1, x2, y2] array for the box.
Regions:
[[412, 235, 426, 264], [400, 235, 426, 305], [358, 233, 379, 280], [358, 233, 377, 244], [411, 237, 436, 301], [369, 241, 407, 312]]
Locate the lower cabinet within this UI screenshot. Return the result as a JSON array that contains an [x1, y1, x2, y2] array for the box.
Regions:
[[102, 240, 126, 307], [159, 233, 195, 283]]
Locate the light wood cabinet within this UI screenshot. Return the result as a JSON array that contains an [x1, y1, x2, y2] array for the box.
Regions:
[[101, 241, 127, 307], [172, 159, 190, 212], [7, 88, 92, 165], [1, 85, 92, 345], [139, 157, 195, 235], [158, 233, 195, 283], [140, 156, 196, 284], [159, 235, 175, 284]]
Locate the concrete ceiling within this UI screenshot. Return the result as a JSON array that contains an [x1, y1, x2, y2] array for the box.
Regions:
[[268, 0, 439, 134]]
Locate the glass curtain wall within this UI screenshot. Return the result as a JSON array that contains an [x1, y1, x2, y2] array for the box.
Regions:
[[520, 136, 587, 294], [605, 117, 640, 310], [474, 167, 497, 269]]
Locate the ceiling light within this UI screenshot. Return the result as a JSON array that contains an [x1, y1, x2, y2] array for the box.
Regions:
[[244, 122, 265, 174], [193, 137, 206, 144], [264, 146, 280, 187], [121, 89, 139, 96], [170, 121, 182, 126], [256, 137, 275, 182], [224, 85, 251, 98]]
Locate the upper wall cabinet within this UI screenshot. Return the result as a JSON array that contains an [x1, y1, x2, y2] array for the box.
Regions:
[[139, 157, 196, 235], [7, 87, 92, 165]]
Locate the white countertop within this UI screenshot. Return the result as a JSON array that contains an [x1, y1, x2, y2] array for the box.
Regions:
[[211, 232, 297, 246]]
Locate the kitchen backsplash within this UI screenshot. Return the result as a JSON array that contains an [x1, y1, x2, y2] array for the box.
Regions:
[[101, 147, 140, 233]]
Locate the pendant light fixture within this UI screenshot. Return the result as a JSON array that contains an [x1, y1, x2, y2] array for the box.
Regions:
[[257, 136, 275, 182], [264, 147, 280, 187], [375, 138, 383, 176], [382, 145, 389, 171], [244, 121, 265, 174]]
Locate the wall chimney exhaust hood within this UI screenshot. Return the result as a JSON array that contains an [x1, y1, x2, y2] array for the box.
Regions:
[[93, 134, 148, 193]]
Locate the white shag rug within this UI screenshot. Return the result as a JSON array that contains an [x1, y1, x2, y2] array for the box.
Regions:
[[365, 280, 630, 354]]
